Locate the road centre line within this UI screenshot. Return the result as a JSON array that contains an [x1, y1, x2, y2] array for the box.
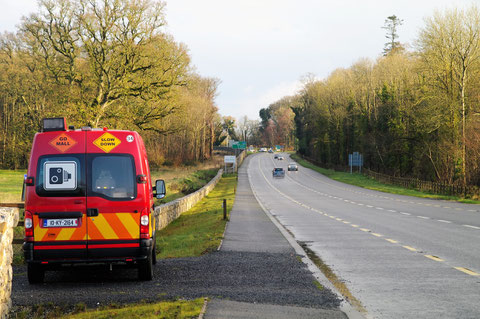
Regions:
[[463, 225, 480, 230], [438, 220, 452, 223], [282, 164, 477, 230], [257, 155, 479, 279], [293, 155, 477, 213]]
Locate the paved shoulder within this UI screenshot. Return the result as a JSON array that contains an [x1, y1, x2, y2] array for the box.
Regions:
[[206, 299, 347, 319], [206, 155, 346, 318], [220, 156, 292, 253]]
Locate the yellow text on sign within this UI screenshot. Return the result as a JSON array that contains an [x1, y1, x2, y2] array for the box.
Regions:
[[93, 133, 121, 153]]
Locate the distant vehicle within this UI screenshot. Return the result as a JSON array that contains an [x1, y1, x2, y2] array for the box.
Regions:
[[268, 149, 274, 153], [288, 163, 298, 171], [259, 148, 267, 152], [278, 156, 284, 160], [272, 167, 285, 178], [274, 154, 279, 159]]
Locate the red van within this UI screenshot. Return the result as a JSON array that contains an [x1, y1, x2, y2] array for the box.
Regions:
[[23, 118, 166, 283]]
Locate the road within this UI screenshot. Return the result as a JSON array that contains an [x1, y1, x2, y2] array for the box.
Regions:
[[248, 153, 480, 319]]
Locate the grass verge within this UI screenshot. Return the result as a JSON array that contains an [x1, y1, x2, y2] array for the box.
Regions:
[[156, 174, 237, 259], [11, 298, 204, 319], [0, 169, 26, 202], [154, 169, 218, 205], [290, 153, 480, 204]]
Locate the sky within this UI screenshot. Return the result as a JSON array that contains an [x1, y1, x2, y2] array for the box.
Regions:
[[0, 0, 477, 121]]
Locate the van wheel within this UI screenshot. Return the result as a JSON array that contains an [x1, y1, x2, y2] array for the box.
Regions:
[[28, 263, 45, 284], [138, 253, 153, 281]]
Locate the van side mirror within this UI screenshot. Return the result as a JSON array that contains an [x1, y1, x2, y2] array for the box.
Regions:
[[154, 180, 166, 199]]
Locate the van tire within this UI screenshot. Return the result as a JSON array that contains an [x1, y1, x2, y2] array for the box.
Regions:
[[28, 263, 45, 284], [138, 252, 153, 281]]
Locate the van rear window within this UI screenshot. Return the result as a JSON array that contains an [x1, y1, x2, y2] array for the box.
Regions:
[[36, 154, 85, 197], [88, 154, 136, 200]]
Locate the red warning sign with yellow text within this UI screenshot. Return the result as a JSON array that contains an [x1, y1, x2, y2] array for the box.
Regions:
[[49, 133, 77, 153], [93, 132, 121, 153]]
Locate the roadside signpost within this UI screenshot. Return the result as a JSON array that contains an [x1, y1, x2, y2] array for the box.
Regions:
[[232, 141, 246, 149], [224, 155, 236, 173], [349, 152, 363, 174]]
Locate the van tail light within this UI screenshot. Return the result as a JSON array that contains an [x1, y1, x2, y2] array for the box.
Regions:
[[140, 209, 150, 239], [25, 210, 34, 241]]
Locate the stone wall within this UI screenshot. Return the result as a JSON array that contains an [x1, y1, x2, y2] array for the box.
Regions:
[[0, 208, 19, 319], [236, 150, 246, 168], [154, 169, 223, 230]]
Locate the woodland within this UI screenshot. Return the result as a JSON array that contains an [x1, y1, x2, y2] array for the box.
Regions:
[[0, 0, 222, 169], [258, 8, 480, 186]]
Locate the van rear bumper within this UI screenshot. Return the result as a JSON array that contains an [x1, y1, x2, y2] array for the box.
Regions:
[[24, 238, 153, 264]]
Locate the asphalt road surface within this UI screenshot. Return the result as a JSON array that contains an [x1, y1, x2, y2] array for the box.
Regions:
[[249, 153, 480, 319]]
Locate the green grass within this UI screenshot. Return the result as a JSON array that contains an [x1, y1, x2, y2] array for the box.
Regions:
[[290, 153, 480, 204], [11, 299, 204, 319], [153, 169, 219, 205], [0, 169, 26, 203], [155, 174, 237, 259]]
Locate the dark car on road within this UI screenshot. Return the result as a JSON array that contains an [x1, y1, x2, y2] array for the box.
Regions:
[[272, 167, 285, 178], [288, 163, 298, 171]]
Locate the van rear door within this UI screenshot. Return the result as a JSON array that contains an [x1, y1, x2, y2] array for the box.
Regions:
[[31, 131, 88, 260], [85, 131, 143, 258]]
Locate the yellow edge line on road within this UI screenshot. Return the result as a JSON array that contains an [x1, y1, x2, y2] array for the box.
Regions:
[[454, 267, 479, 276], [424, 255, 444, 262]]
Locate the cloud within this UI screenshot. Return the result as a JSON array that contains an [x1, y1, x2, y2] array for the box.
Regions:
[[222, 80, 302, 121]]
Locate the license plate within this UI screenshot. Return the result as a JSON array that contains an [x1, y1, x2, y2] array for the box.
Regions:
[[43, 218, 78, 227]]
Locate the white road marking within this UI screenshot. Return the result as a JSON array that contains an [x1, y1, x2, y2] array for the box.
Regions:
[[438, 220, 452, 223], [463, 225, 480, 230]]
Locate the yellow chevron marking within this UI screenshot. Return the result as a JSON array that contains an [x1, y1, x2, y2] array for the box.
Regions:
[[56, 227, 76, 241], [94, 214, 118, 239], [34, 225, 48, 241], [116, 213, 139, 239]]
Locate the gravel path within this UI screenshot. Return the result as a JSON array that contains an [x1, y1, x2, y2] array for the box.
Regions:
[[11, 155, 343, 315], [13, 250, 339, 309]]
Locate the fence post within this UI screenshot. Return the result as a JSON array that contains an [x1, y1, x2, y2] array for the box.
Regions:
[[223, 199, 227, 220]]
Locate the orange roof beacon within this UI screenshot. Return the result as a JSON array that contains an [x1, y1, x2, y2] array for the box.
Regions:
[[23, 118, 166, 283]]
